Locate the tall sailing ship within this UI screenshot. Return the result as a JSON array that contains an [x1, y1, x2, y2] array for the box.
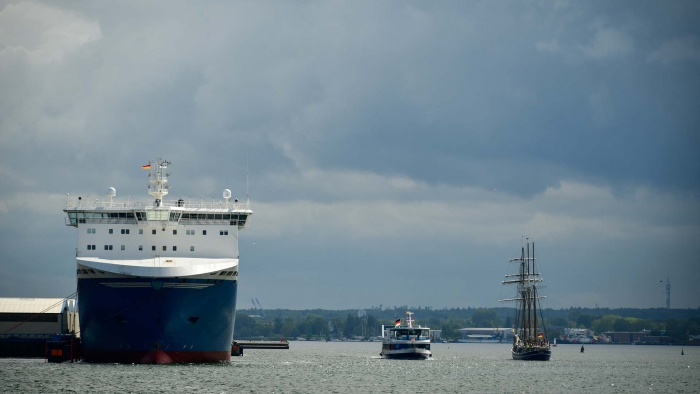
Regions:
[[64, 158, 252, 363], [500, 239, 551, 361]]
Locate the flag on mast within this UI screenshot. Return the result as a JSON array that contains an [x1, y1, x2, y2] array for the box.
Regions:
[[142, 164, 151, 170], [394, 319, 401, 327]]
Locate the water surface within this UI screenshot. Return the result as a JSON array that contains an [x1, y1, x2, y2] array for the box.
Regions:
[[1, 343, 698, 393]]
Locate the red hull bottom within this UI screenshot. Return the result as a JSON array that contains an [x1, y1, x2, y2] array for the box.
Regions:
[[83, 350, 231, 364]]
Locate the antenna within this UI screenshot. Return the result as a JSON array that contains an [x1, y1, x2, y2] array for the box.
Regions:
[[246, 154, 249, 202]]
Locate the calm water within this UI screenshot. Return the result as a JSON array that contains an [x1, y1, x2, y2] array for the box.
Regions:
[[1, 343, 698, 393]]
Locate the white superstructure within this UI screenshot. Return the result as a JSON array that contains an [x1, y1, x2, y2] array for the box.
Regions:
[[64, 159, 252, 280]]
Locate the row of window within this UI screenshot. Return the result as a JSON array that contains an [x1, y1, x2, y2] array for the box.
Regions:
[[86, 228, 227, 236], [91, 245, 196, 251], [70, 211, 246, 220]]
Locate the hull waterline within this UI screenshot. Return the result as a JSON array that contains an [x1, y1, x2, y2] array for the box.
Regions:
[[512, 349, 551, 361]]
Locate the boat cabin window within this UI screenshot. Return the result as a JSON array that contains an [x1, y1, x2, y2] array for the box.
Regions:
[[392, 329, 427, 339]]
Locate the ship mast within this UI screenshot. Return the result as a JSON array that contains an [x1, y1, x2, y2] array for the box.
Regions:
[[501, 238, 546, 342], [518, 243, 529, 337], [147, 158, 171, 207]]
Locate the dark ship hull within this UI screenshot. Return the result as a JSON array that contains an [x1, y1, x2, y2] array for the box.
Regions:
[[512, 348, 551, 361]]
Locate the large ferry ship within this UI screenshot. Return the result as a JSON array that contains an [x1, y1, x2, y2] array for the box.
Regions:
[[63, 159, 252, 363]]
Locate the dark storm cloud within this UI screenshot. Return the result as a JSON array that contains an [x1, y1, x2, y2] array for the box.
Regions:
[[0, 0, 698, 308]]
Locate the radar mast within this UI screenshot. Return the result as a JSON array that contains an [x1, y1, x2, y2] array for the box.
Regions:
[[147, 158, 171, 206]]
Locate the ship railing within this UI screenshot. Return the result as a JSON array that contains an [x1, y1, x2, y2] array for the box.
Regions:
[[65, 199, 251, 211]]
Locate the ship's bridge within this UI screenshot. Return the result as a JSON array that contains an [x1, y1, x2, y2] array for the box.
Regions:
[[64, 199, 252, 228]]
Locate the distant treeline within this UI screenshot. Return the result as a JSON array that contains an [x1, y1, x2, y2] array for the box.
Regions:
[[234, 306, 700, 341]]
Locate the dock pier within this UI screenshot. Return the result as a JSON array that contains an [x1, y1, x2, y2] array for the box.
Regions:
[[232, 339, 289, 356]]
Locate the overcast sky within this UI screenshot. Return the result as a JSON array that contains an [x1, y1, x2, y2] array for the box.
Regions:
[[1, 1, 698, 310]]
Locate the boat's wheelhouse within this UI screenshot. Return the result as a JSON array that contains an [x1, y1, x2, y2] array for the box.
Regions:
[[387, 328, 430, 341]]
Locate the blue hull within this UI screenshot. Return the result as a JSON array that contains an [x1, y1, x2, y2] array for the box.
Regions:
[[77, 278, 237, 363]]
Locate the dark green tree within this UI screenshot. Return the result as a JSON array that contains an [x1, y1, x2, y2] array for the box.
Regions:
[[576, 314, 594, 328], [471, 309, 498, 327], [273, 317, 283, 334]]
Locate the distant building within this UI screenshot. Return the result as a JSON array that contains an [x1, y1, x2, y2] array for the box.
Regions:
[[0, 298, 78, 336], [430, 330, 442, 340], [604, 330, 651, 344], [357, 310, 367, 318], [559, 328, 594, 343], [457, 328, 514, 342], [638, 336, 673, 345]]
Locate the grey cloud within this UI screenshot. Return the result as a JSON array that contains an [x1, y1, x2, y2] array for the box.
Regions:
[[648, 36, 700, 64], [0, 0, 699, 309]]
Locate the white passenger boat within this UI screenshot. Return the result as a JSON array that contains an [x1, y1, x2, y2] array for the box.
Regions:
[[380, 312, 432, 359]]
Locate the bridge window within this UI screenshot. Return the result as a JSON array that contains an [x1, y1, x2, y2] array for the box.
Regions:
[[203, 230, 207, 235], [109, 229, 113, 234], [152, 246, 156, 251], [121, 229, 130, 234], [152, 229, 156, 234], [220, 230, 228, 235], [162, 246, 166, 251], [147, 211, 169, 221], [173, 230, 177, 235], [104, 245, 113, 250], [173, 246, 177, 251]]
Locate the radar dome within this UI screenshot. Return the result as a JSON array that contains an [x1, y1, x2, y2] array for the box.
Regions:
[[107, 187, 117, 197], [223, 189, 232, 200]]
